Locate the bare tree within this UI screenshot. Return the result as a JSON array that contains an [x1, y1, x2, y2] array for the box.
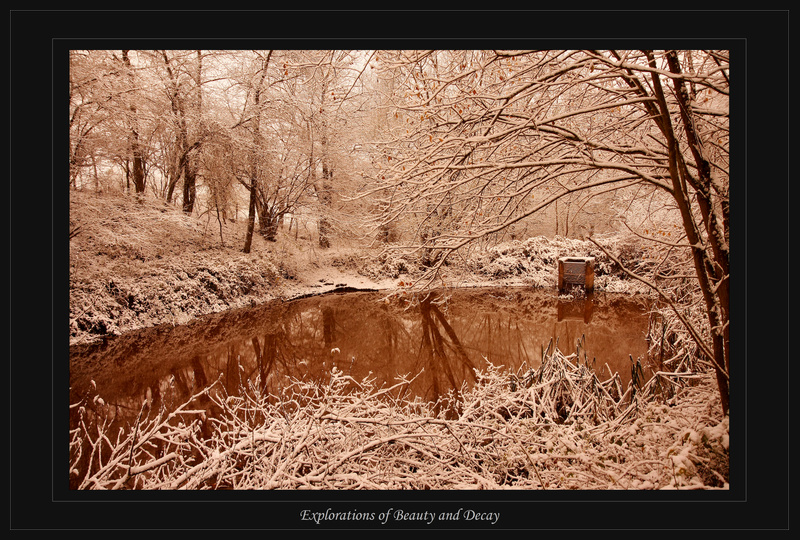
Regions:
[[240, 51, 273, 253], [365, 50, 730, 413], [155, 50, 206, 213], [69, 50, 113, 189], [69, 50, 161, 194], [119, 50, 148, 194], [289, 50, 373, 248]]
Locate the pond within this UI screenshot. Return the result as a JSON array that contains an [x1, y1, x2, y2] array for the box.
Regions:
[[69, 286, 654, 426]]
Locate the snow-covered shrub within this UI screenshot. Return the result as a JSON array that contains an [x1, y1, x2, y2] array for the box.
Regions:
[[362, 250, 415, 279], [482, 253, 529, 277], [460, 235, 656, 294]]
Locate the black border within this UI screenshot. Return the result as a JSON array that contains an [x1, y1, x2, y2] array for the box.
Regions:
[[9, 9, 789, 531]]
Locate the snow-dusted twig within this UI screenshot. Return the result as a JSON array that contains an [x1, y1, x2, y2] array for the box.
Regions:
[[70, 346, 727, 490]]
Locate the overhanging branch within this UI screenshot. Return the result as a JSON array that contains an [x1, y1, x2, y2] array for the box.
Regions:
[[586, 236, 725, 379]]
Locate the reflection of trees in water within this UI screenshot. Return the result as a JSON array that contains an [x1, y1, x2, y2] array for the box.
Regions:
[[322, 306, 335, 349], [305, 294, 482, 411], [456, 309, 537, 370], [208, 301, 348, 398], [415, 294, 478, 417], [71, 289, 651, 442], [222, 311, 294, 397], [378, 304, 402, 364], [252, 334, 277, 393]]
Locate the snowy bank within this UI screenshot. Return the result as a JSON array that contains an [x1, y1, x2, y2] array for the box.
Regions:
[[69, 191, 652, 345]]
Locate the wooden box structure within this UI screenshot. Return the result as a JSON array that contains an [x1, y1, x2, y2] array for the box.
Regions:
[[557, 257, 595, 293]]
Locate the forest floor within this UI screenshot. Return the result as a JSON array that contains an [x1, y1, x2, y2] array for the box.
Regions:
[[68, 190, 729, 491]]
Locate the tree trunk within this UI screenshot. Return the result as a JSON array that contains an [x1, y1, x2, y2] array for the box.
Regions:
[[664, 50, 730, 386], [241, 51, 271, 253], [165, 172, 178, 204], [181, 159, 197, 213], [646, 52, 729, 414], [122, 50, 146, 195], [243, 176, 257, 254], [182, 51, 203, 213], [318, 160, 332, 249], [256, 198, 280, 242], [131, 141, 145, 194]]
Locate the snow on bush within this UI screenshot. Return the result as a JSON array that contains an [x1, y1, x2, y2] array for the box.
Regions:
[[357, 249, 416, 280], [464, 235, 650, 294]]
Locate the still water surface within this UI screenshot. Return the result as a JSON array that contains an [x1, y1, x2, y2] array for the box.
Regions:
[[69, 287, 652, 422]]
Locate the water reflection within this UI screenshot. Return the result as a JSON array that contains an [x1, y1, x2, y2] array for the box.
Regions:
[[69, 287, 652, 426]]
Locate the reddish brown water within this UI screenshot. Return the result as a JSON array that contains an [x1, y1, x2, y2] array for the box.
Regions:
[[69, 286, 652, 421]]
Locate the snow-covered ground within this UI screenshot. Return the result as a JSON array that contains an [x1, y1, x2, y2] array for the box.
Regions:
[[68, 190, 728, 490], [69, 190, 649, 345]]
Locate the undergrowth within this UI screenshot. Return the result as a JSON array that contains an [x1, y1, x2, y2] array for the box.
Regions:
[[69, 345, 728, 490]]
